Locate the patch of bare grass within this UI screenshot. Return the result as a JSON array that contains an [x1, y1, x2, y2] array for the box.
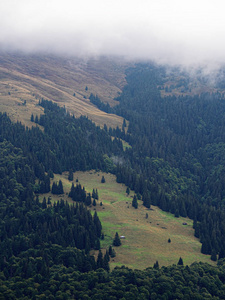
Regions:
[[63, 171, 215, 270]]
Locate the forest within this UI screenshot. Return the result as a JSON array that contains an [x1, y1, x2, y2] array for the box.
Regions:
[[2, 62, 225, 298]]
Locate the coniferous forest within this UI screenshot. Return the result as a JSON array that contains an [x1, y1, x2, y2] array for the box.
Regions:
[[2, 62, 225, 298]]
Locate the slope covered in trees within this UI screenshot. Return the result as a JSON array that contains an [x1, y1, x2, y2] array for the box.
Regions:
[[105, 63, 225, 260], [2, 58, 225, 298], [0, 100, 122, 298]]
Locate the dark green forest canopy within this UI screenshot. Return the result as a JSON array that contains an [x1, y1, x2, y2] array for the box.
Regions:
[[2, 63, 225, 298], [88, 63, 225, 259], [109, 64, 225, 260]]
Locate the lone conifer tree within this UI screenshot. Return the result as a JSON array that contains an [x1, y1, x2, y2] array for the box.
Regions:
[[153, 260, 159, 269], [113, 232, 121, 246], [132, 194, 138, 209], [178, 257, 183, 266]]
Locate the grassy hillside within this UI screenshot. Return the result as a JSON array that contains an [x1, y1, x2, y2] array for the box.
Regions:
[[43, 171, 214, 270], [0, 53, 128, 128]]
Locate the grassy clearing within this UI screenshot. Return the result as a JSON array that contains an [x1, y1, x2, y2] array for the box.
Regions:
[[121, 140, 132, 151], [40, 171, 215, 270]]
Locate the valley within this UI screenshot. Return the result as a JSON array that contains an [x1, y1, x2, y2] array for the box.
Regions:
[[45, 171, 214, 269], [1, 53, 225, 299]]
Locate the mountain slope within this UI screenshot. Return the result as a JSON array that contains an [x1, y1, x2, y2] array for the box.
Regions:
[[0, 53, 128, 128]]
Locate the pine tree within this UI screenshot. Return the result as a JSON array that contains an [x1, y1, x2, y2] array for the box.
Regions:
[[58, 180, 64, 194], [96, 250, 103, 269], [109, 245, 116, 258], [126, 187, 130, 195], [211, 249, 217, 261], [93, 211, 102, 237], [42, 197, 47, 209], [101, 176, 106, 183], [103, 251, 110, 272], [92, 189, 96, 199], [94, 239, 100, 250], [51, 182, 57, 194], [108, 245, 113, 256], [85, 193, 92, 206], [68, 169, 73, 181], [153, 260, 159, 269], [111, 248, 116, 258], [48, 169, 54, 179], [178, 257, 183, 266], [113, 232, 121, 246], [95, 189, 99, 200], [132, 194, 138, 209], [47, 197, 51, 205], [142, 191, 151, 208]]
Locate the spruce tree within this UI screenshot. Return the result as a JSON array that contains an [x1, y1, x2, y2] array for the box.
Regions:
[[108, 245, 113, 256], [47, 197, 51, 205], [85, 193, 92, 206], [211, 249, 217, 261], [113, 232, 121, 246], [68, 169, 73, 181], [132, 194, 138, 209], [153, 260, 159, 269], [42, 197, 47, 209], [178, 257, 184, 266], [103, 251, 110, 272], [126, 187, 130, 195], [96, 250, 103, 269], [142, 191, 151, 208], [94, 239, 100, 250], [58, 180, 64, 194], [92, 189, 96, 199]]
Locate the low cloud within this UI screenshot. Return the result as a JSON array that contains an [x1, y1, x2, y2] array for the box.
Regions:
[[1, 0, 225, 69]]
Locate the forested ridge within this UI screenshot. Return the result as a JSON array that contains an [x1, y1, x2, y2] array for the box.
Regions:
[[108, 64, 225, 260], [88, 63, 225, 261], [2, 62, 225, 298]]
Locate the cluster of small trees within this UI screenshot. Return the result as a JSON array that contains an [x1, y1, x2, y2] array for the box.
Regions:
[[51, 180, 64, 194]]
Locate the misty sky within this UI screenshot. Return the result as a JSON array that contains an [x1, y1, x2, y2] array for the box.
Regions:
[[1, 0, 225, 67]]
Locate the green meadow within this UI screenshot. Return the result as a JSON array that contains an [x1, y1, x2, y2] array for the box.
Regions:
[[41, 171, 214, 270]]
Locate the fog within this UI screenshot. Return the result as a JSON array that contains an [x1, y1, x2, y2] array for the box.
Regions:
[[1, 0, 225, 68]]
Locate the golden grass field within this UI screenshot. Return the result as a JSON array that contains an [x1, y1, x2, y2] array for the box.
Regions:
[[42, 171, 214, 270], [0, 54, 128, 129]]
